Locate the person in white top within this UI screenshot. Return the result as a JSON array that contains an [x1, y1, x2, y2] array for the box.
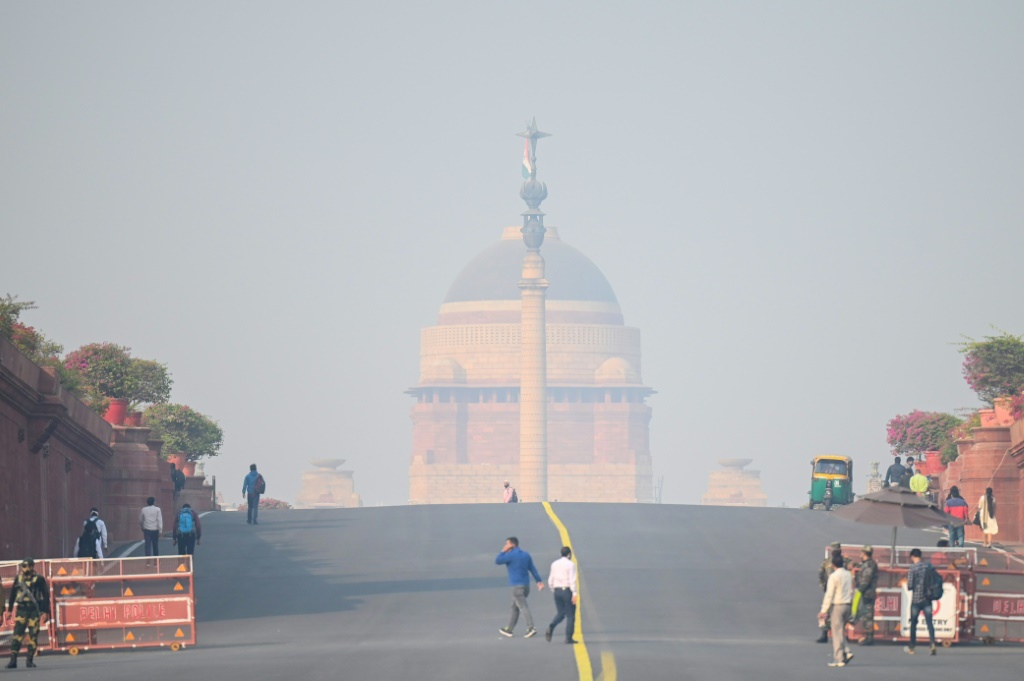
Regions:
[[503, 481, 518, 503], [139, 496, 164, 561], [545, 546, 578, 644], [73, 508, 109, 559], [819, 553, 854, 667]]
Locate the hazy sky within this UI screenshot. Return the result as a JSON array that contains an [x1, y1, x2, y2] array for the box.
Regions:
[[3, 2, 1023, 507]]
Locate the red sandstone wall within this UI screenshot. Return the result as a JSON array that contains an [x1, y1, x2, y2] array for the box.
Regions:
[[0, 338, 112, 560]]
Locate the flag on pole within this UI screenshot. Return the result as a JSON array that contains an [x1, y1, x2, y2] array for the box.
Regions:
[[521, 139, 533, 178]]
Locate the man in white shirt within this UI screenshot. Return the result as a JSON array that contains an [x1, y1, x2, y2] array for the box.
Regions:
[[73, 508, 109, 559], [139, 496, 163, 562], [545, 546, 578, 644], [819, 553, 854, 667]]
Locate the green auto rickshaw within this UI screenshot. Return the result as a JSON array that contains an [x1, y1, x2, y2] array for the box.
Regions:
[[808, 454, 854, 511]]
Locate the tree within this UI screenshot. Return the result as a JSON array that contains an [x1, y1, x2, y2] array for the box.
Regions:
[[64, 343, 172, 408], [886, 410, 964, 464], [960, 328, 1024, 406], [1, 294, 85, 398], [0, 294, 35, 340], [128, 359, 173, 409], [143, 403, 224, 461]]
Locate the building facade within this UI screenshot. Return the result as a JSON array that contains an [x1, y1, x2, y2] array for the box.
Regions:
[[408, 225, 654, 504]]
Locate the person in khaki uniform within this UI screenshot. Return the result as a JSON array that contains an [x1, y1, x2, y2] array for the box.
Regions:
[[4, 558, 50, 669], [854, 546, 878, 645]]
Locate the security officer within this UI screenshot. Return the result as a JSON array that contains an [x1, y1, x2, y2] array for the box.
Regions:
[[855, 545, 878, 645], [817, 541, 853, 643], [4, 558, 50, 669]]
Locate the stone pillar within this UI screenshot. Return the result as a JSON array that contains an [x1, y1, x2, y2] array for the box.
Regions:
[[519, 249, 548, 502], [951, 402, 1017, 544], [103, 426, 170, 546]]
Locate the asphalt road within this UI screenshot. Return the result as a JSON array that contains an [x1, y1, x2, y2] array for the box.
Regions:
[[26, 504, 1024, 680]]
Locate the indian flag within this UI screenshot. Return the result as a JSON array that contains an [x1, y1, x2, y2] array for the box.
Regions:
[[521, 140, 533, 178]]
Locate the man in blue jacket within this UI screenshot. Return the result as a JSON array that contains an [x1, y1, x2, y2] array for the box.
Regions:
[[496, 536, 545, 638], [242, 464, 262, 525]]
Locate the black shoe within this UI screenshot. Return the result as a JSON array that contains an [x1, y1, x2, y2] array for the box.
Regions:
[[815, 632, 829, 643], [26, 655, 36, 668], [844, 652, 854, 664], [6, 656, 17, 669], [859, 638, 874, 646], [498, 627, 513, 638], [524, 628, 537, 638], [545, 628, 552, 642], [930, 645, 937, 656], [566, 639, 578, 644]]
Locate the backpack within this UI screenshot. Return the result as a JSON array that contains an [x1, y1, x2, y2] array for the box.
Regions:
[[509, 488, 518, 503], [255, 473, 266, 495], [178, 508, 195, 534], [925, 564, 944, 601], [77, 518, 99, 558]]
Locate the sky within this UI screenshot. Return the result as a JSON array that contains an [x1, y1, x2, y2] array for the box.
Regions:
[[2, 2, 1023, 507]]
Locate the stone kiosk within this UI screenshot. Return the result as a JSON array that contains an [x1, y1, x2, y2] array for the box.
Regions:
[[701, 458, 768, 507], [295, 458, 362, 508]]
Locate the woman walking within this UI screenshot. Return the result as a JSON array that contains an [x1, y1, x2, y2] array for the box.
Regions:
[[977, 487, 999, 548]]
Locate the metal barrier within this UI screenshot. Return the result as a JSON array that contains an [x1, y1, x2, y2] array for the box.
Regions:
[[46, 556, 196, 654], [834, 543, 1024, 646]]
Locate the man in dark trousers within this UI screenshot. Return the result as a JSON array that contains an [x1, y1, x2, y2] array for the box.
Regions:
[[242, 463, 263, 525], [496, 536, 544, 639], [899, 458, 916, 489], [4, 558, 50, 669], [545, 546, 578, 644], [173, 503, 202, 555], [905, 548, 938, 656]]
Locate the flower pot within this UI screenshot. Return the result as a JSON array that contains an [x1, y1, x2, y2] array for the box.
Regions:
[[167, 452, 187, 469], [125, 411, 143, 427], [104, 398, 129, 426], [182, 461, 197, 477]]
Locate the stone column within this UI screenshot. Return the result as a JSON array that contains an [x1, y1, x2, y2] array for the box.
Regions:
[[519, 250, 548, 502]]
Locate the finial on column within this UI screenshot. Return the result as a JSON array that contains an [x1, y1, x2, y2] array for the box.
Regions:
[[516, 118, 551, 251]]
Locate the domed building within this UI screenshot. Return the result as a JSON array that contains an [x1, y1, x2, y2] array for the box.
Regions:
[[408, 223, 655, 504]]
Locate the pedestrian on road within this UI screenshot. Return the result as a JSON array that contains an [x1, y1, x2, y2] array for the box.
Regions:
[[496, 536, 544, 638], [4, 558, 50, 669], [242, 463, 265, 525], [976, 487, 998, 548], [503, 480, 518, 503], [883, 456, 906, 487], [943, 486, 969, 547], [139, 496, 163, 561], [173, 503, 202, 555], [819, 553, 854, 667], [904, 548, 937, 655], [170, 463, 186, 499], [816, 541, 844, 643], [854, 546, 877, 645], [545, 546, 578, 644], [898, 458, 915, 489], [74, 508, 108, 559]]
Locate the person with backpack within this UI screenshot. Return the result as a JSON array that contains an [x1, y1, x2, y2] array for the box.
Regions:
[[904, 547, 940, 656], [170, 463, 187, 499], [242, 463, 265, 525], [74, 508, 108, 559], [173, 503, 202, 555], [503, 480, 518, 503], [943, 486, 970, 547]]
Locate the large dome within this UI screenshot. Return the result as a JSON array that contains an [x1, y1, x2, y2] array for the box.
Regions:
[[443, 227, 618, 304]]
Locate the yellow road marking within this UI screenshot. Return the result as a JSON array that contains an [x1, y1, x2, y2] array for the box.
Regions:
[[543, 501, 597, 681]]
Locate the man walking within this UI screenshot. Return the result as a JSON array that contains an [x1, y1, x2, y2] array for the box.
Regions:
[[816, 541, 843, 643], [855, 546, 878, 645], [943, 486, 970, 547], [545, 546, 578, 644], [74, 508, 108, 559], [4, 558, 50, 669], [242, 463, 264, 525], [139, 496, 163, 561], [905, 548, 938, 656], [503, 480, 518, 503], [496, 536, 544, 638], [173, 503, 202, 555], [819, 553, 854, 667]]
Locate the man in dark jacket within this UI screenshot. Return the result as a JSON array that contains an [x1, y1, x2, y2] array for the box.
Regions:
[[855, 546, 878, 645], [4, 558, 50, 669], [883, 457, 906, 487], [898, 458, 916, 489]]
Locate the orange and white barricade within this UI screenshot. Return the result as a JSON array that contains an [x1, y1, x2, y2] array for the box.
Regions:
[[46, 555, 196, 655]]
